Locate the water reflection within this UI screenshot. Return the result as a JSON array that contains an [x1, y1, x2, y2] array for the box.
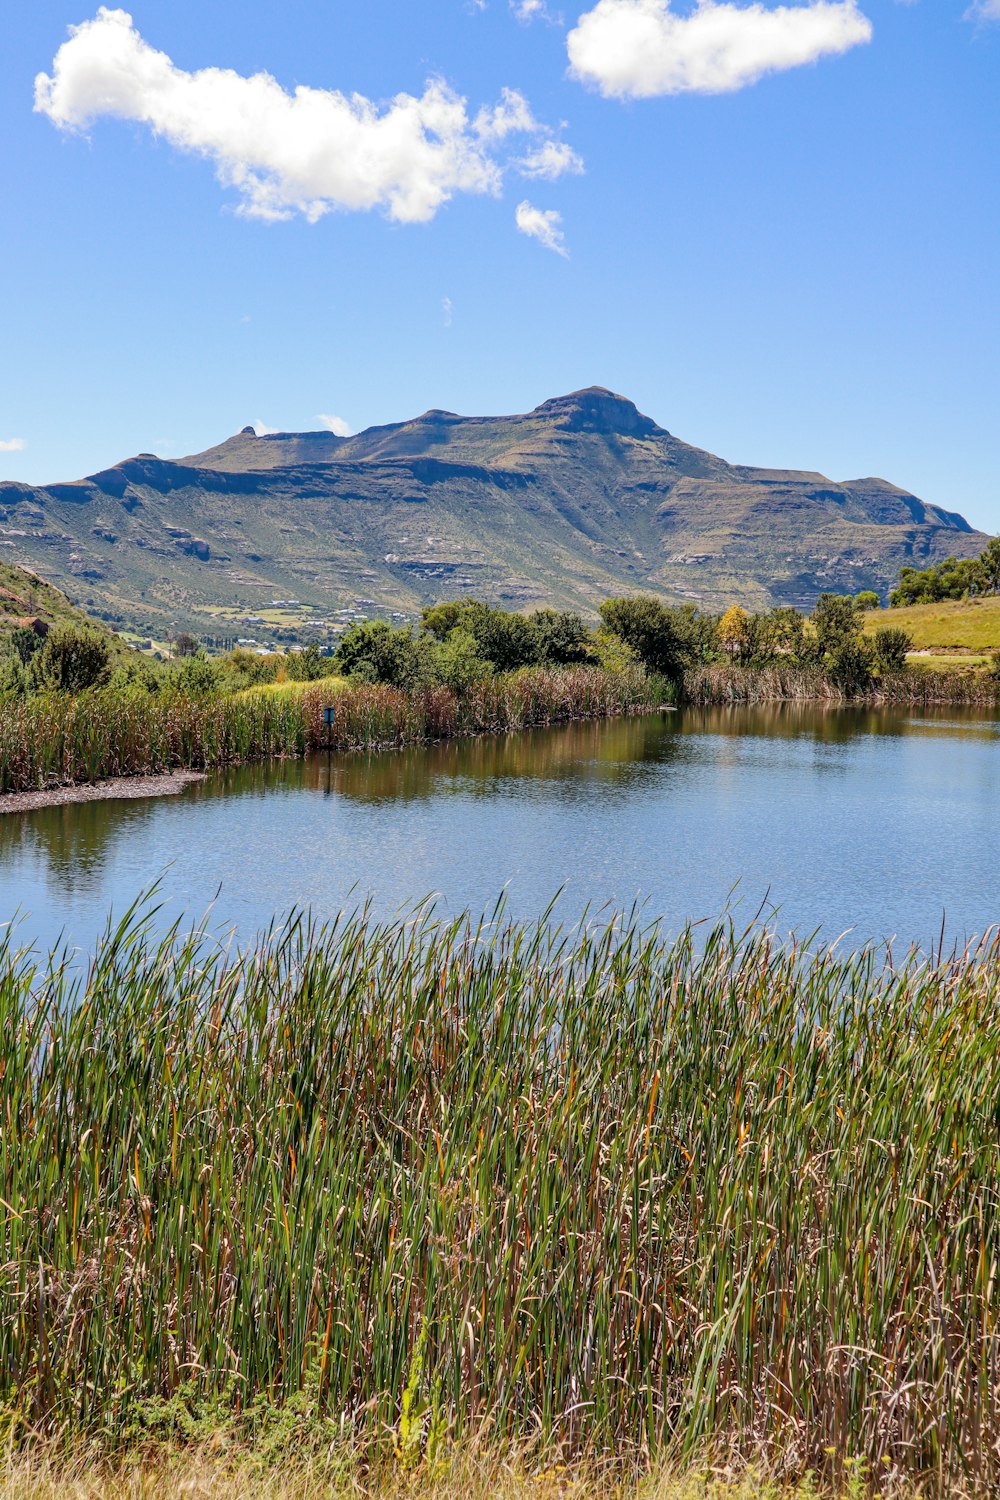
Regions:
[[1, 702, 999, 955]]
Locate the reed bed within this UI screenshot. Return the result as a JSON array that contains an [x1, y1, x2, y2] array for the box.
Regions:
[[0, 667, 656, 795], [2, 902, 999, 1491], [683, 665, 999, 707]]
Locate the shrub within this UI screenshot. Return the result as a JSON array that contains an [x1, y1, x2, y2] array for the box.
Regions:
[[871, 625, 913, 672], [26, 625, 112, 694], [169, 653, 223, 697], [284, 643, 333, 682]]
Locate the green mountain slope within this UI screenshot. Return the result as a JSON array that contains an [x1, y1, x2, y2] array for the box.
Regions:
[[0, 388, 987, 639], [0, 556, 113, 642]]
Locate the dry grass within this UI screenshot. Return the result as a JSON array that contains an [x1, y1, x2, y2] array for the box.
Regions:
[[239, 674, 348, 698], [0, 1450, 971, 1500]]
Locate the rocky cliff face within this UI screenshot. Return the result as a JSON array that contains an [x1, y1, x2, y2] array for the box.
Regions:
[[0, 388, 986, 638]]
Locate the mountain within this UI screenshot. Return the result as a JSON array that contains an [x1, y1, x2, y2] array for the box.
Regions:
[[0, 388, 987, 641]]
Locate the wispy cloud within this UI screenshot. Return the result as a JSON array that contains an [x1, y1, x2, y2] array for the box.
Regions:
[[253, 420, 277, 436], [965, 0, 1000, 19], [317, 414, 352, 436], [442, 296, 454, 327], [36, 8, 572, 225], [511, 0, 554, 21], [567, 0, 872, 99], [517, 140, 584, 180], [0, 438, 26, 453], [516, 200, 568, 256]]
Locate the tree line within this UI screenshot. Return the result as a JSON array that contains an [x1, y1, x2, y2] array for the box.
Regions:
[[891, 536, 1000, 606], [328, 593, 912, 694], [0, 590, 918, 702]]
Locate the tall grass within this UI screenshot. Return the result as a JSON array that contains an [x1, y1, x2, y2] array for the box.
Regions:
[[2, 901, 998, 1490], [683, 664, 1000, 706], [0, 667, 657, 795]]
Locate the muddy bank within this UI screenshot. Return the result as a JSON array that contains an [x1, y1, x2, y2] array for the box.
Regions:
[[0, 770, 206, 815]]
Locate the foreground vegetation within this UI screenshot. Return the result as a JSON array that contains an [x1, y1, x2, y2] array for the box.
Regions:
[[3, 901, 999, 1492]]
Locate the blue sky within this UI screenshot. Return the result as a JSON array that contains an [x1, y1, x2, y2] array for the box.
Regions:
[[1, 1, 998, 531]]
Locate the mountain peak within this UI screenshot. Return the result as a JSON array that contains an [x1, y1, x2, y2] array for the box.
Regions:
[[531, 387, 661, 437]]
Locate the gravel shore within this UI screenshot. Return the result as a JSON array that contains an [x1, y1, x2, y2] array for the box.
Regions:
[[0, 770, 206, 815]]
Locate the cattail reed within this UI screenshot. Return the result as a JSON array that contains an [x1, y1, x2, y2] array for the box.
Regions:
[[2, 900, 998, 1490]]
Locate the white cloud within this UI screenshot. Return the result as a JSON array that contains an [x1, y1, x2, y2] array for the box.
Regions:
[[36, 9, 566, 224], [567, 0, 873, 99], [253, 420, 277, 436], [965, 0, 1000, 18], [517, 140, 585, 179], [317, 414, 352, 436], [473, 87, 538, 140], [0, 438, 26, 453], [442, 296, 454, 326], [516, 200, 568, 255], [511, 0, 552, 20]]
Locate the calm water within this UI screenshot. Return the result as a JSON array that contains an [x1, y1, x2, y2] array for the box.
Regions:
[[2, 703, 1000, 955]]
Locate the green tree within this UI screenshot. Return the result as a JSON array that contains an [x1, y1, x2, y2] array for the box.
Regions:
[[460, 602, 540, 671], [981, 537, 1000, 594], [333, 621, 426, 688], [598, 595, 689, 680], [891, 554, 987, 606], [527, 608, 591, 664], [421, 599, 540, 671], [420, 600, 468, 641], [432, 628, 490, 692], [767, 606, 807, 663], [854, 590, 881, 611], [812, 594, 873, 691], [108, 653, 162, 696], [668, 604, 722, 664]]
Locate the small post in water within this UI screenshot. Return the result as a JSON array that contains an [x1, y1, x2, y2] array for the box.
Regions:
[[323, 704, 336, 790]]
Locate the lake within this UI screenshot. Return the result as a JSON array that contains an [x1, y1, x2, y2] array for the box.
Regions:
[[2, 702, 1000, 956]]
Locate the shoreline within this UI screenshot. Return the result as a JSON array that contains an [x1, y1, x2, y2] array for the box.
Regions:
[[0, 769, 207, 815]]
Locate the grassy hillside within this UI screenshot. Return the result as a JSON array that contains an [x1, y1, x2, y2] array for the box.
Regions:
[[0, 557, 112, 641], [863, 595, 1000, 654]]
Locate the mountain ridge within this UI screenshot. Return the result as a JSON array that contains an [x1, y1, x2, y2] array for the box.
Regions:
[[0, 388, 986, 640]]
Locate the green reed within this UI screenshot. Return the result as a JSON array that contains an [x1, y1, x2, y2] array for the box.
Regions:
[[0, 666, 656, 794], [2, 900, 998, 1489]]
